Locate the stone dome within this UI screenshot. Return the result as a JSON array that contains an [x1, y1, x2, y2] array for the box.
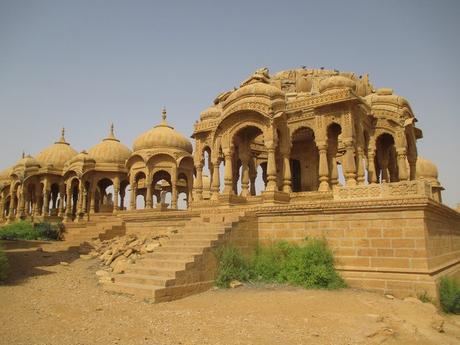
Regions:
[[200, 106, 221, 121], [416, 156, 438, 181], [133, 109, 193, 154], [36, 128, 78, 168], [0, 166, 12, 181], [14, 154, 40, 169], [225, 82, 285, 104], [319, 75, 357, 94], [88, 125, 132, 164]]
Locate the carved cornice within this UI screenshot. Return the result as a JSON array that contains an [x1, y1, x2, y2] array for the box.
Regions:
[[286, 89, 355, 111]]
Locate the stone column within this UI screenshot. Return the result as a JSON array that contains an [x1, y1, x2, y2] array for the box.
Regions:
[[130, 184, 136, 210], [43, 182, 50, 217], [146, 181, 153, 208], [265, 144, 278, 192], [113, 177, 120, 212], [171, 176, 178, 209], [64, 183, 72, 222], [120, 189, 125, 210], [367, 150, 377, 184], [343, 140, 357, 186], [240, 159, 250, 197], [211, 160, 220, 200], [282, 154, 292, 193], [194, 163, 203, 200], [249, 162, 257, 196], [82, 188, 88, 215], [317, 142, 330, 191], [8, 188, 16, 221], [58, 183, 66, 217], [17, 186, 26, 220], [397, 148, 409, 181], [356, 147, 366, 185], [223, 152, 234, 195], [89, 184, 96, 214], [77, 181, 84, 219]]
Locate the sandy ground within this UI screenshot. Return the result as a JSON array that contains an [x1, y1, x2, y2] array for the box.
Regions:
[[1, 240, 460, 345]]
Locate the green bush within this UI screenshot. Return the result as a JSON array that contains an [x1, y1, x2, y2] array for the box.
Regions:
[[214, 245, 250, 288], [0, 246, 8, 281], [439, 277, 460, 314], [0, 221, 63, 241], [215, 238, 346, 290]]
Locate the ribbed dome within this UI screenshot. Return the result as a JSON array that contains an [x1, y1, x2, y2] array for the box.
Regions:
[[36, 128, 78, 168], [133, 109, 193, 154], [200, 106, 221, 120], [0, 166, 12, 181], [319, 75, 357, 94], [225, 82, 285, 104], [88, 124, 131, 164], [416, 156, 438, 180], [14, 154, 40, 169]]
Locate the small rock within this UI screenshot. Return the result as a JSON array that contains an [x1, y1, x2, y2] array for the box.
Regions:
[[80, 254, 92, 260], [123, 248, 133, 257], [60, 261, 69, 266], [311, 332, 320, 337], [95, 270, 110, 277], [145, 242, 160, 253], [431, 317, 445, 333], [95, 307, 103, 312], [229, 280, 243, 288], [403, 297, 422, 304], [385, 294, 395, 300], [366, 314, 383, 322]]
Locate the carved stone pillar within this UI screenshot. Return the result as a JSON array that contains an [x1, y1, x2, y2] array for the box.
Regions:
[[130, 184, 136, 210], [330, 156, 339, 186], [120, 189, 125, 210], [76, 182, 84, 220], [356, 147, 365, 185], [367, 150, 377, 183], [223, 152, 234, 195], [240, 159, 250, 197], [265, 145, 278, 192], [113, 177, 120, 212], [89, 184, 96, 214], [82, 188, 88, 215], [58, 183, 65, 217], [317, 142, 330, 192], [171, 176, 178, 209], [195, 163, 203, 200], [145, 181, 153, 208], [64, 183, 72, 222], [17, 187, 26, 220], [397, 148, 408, 181], [211, 160, 220, 200], [282, 154, 292, 193], [43, 183, 50, 216], [343, 140, 357, 186]]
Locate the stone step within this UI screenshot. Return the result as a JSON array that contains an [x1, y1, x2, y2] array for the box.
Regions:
[[114, 273, 171, 287], [103, 281, 160, 298], [148, 252, 197, 261], [156, 246, 204, 254], [165, 239, 217, 247], [172, 233, 221, 240], [138, 258, 193, 270], [128, 266, 178, 278]]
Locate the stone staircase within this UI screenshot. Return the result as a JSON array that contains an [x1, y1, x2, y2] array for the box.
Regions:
[[103, 212, 246, 302], [49, 214, 126, 252]]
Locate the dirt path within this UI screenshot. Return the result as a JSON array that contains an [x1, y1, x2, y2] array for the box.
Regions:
[[1, 240, 460, 345]]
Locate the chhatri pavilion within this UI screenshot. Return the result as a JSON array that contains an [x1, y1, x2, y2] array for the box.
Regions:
[[0, 67, 458, 301]]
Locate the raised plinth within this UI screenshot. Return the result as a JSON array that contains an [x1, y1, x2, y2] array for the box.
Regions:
[[261, 190, 290, 204]]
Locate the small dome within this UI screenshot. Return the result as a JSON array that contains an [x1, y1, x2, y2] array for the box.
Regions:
[[0, 166, 12, 181], [88, 124, 131, 164], [319, 75, 357, 94], [416, 156, 439, 181], [14, 154, 40, 169], [225, 82, 285, 104], [36, 128, 78, 168], [200, 106, 221, 120], [67, 150, 95, 165], [133, 108, 193, 154]]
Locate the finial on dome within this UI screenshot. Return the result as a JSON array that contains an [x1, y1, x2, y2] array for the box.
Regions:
[[22, 151, 25, 159], [161, 107, 167, 124], [107, 122, 116, 139], [57, 127, 66, 143]]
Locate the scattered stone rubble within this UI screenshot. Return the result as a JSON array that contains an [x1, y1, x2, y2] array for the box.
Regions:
[[81, 231, 176, 283]]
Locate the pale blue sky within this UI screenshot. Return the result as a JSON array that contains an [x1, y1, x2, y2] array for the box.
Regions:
[[0, 0, 459, 207]]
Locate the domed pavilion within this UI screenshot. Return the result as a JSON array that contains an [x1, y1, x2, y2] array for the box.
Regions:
[[127, 108, 194, 210]]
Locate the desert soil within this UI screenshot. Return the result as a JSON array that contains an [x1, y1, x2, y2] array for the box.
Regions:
[[1, 240, 460, 345]]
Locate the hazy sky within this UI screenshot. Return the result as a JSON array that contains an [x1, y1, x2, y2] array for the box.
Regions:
[[0, 0, 459, 207]]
